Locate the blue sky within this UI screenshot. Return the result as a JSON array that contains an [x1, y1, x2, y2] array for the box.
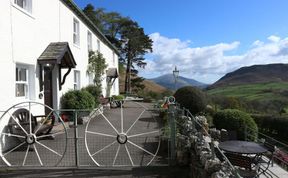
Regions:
[[74, 0, 288, 84]]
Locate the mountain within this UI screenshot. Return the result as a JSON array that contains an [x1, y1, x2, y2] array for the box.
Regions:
[[210, 63, 288, 89], [149, 74, 207, 90]]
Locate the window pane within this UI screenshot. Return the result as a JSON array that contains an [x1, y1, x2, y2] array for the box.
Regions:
[[16, 83, 26, 97], [19, 68, 27, 81]]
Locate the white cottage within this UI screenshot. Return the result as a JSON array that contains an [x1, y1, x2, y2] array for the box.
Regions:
[[0, 0, 120, 111]]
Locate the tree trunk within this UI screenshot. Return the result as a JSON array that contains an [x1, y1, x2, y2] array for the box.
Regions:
[[124, 58, 131, 95]]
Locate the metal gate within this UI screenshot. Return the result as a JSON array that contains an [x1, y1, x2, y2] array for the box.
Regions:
[[0, 100, 165, 168]]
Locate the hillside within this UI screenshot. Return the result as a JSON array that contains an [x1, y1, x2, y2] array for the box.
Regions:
[[210, 63, 288, 88], [118, 66, 167, 94], [150, 74, 207, 90]]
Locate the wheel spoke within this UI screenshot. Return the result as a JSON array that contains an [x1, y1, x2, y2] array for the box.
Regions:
[[91, 141, 117, 157], [8, 111, 28, 135], [37, 131, 65, 139], [125, 144, 134, 166], [33, 144, 43, 166], [128, 140, 155, 156], [128, 130, 159, 138], [126, 109, 145, 134], [34, 110, 53, 135], [29, 102, 32, 134], [36, 141, 62, 157], [100, 112, 119, 134], [113, 144, 121, 166], [2, 141, 26, 157], [1, 132, 26, 138], [86, 131, 116, 138], [121, 102, 123, 133], [22, 145, 30, 166]]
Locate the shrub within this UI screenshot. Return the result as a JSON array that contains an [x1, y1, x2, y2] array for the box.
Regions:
[[174, 86, 207, 115], [213, 109, 258, 140], [112, 95, 125, 100], [82, 85, 101, 107], [60, 90, 95, 109]]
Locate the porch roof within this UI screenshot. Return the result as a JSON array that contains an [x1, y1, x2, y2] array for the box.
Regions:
[[37, 42, 76, 68]]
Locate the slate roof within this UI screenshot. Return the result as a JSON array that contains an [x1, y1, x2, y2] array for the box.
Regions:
[[38, 42, 76, 68]]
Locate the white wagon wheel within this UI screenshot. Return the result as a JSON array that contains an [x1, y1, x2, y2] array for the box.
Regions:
[[0, 101, 67, 167], [85, 100, 160, 166]]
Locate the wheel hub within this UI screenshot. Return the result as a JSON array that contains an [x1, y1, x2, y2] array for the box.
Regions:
[[117, 133, 127, 144], [26, 134, 36, 144]]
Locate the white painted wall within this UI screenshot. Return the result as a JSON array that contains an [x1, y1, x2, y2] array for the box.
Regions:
[[0, 0, 119, 112]]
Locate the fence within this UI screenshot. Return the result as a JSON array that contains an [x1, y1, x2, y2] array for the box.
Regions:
[[0, 101, 165, 168]]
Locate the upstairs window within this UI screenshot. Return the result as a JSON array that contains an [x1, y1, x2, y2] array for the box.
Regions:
[[14, 0, 32, 14], [87, 31, 92, 51], [16, 65, 28, 98], [73, 19, 80, 46], [112, 52, 115, 65], [97, 39, 100, 52], [74, 70, 80, 90]]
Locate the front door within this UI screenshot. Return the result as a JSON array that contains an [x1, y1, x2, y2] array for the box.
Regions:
[[44, 66, 53, 115]]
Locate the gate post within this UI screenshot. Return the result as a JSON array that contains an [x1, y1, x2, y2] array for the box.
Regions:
[[168, 103, 176, 165], [74, 110, 79, 167]]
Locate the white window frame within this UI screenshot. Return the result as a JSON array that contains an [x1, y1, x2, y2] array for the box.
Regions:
[[15, 65, 29, 98], [87, 31, 92, 52], [73, 18, 80, 46], [13, 0, 32, 14], [74, 70, 81, 90], [97, 39, 100, 52]]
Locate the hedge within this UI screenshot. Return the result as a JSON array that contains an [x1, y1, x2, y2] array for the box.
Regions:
[[214, 109, 258, 141]]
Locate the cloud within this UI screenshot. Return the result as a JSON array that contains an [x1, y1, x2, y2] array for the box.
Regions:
[[138, 33, 288, 84]]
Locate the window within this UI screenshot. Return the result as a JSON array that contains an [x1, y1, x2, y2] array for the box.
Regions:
[[97, 39, 100, 52], [74, 70, 80, 90], [73, 19, 80, 46], [87, 31, 92, 52], [14, 0, 32, 13], [112, 52, 115, 65], [16, 65, 28, 97]]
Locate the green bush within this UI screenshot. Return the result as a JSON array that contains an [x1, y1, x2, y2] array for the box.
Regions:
[[174, 86, 207, 115], [60, 90, 95, 109], [213, 109, 258, 140], [82, 85, 101, 107], [112, 95, 125, 100]]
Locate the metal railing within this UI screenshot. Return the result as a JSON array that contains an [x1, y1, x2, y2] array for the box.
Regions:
[[245, 126, 288, 171], [164, 100, 241, 178]]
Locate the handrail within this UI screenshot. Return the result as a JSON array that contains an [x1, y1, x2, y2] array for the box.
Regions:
[[245, 126, 288, 148], [171, 103, 241, 178]]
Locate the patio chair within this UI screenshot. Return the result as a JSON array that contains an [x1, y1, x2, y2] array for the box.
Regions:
[[250, 140, 275, 177], [225, 152, 258, 178]]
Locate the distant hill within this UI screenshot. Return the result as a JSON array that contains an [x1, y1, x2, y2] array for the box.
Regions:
[[210, 63, 288, 89], [149, 74, 207, 90], [118, 66, 167, 94], [142, 80, 167, 93]]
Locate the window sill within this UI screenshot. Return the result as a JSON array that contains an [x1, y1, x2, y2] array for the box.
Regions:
[[12, 4, 35, 19], [73, 43, 81, 49]]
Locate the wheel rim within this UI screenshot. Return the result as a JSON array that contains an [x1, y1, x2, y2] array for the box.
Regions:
[[85, 101, 160, 166], [0, 101, 67, 167]]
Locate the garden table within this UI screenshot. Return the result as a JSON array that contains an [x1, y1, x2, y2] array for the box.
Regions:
[[219, 140, 270, 177], [219, 140, 268, 154]]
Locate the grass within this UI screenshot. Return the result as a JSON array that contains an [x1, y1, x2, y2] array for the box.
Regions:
[[207, 82, 288, 101]]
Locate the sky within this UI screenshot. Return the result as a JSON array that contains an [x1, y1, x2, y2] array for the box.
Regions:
[[74, 0, 288, 84]]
